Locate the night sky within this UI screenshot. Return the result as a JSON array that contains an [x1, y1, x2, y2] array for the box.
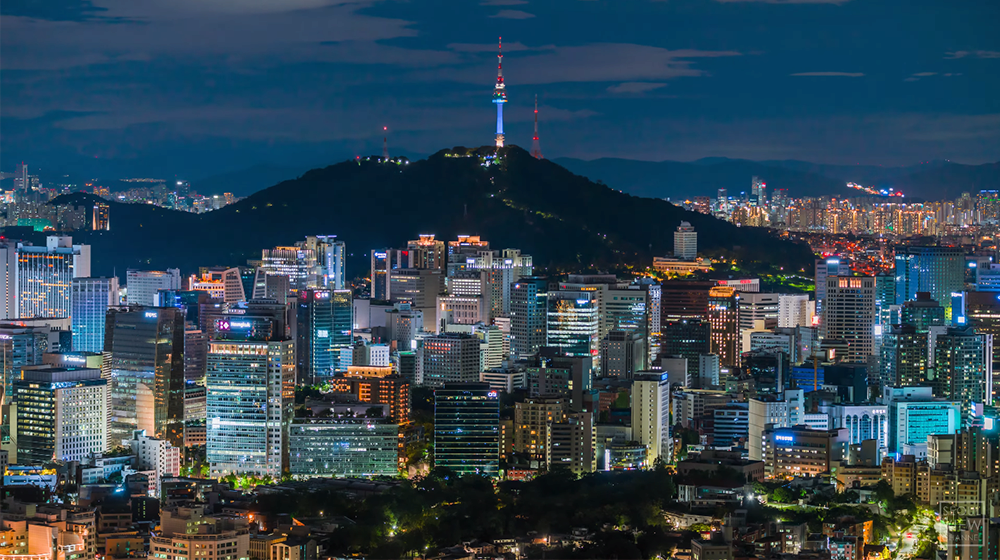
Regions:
[[2, 0, 998, 178]]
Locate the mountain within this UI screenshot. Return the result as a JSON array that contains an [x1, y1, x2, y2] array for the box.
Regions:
[[40, 146, 815, 279], [555, 157, 1000, 201], [190, 164, 311, 198], [553, 157, 848, 200]]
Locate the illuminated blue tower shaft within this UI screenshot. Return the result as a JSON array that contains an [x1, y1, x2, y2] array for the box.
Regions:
[[493, 37, 507, 148]]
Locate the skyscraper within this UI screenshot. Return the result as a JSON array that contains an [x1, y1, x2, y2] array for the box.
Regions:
[[106, 306, 186, 447], [708, 287, 740, 368], [126, 269, 181, 306], [751, 176, 766, 204], [901, 292, 945, 333], [0, 236, 91, 319], [434, 382, 499, 476], [932, 326, 992, 418], [822, 276, 876, 363], [15, 366, 107, 464], [778, 294, 813, 328], [370, 249, 398, 301], [405, 234, 446, 271], [72, 277, 119, 353], [879, 325, 928, 389], [0, 324, 46, 403], [300, 235, 346, 289], [814, 256, 844, 316], [546, 290, 598, 359], [673, 221, 697, 260], [422, 333, 481, 387], [261, 245, 318, 291], [631, 371, 671, 466], [297, 289, 353, 384], [894, 245, 964, 320], [206, 305, 293, 478]]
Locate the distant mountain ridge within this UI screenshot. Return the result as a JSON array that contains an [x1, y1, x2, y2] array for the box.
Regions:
[[554, 156, 1000, 201], [39, 145, 815, 278]]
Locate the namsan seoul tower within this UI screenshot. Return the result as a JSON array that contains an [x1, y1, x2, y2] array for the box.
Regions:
[[493, 37, 507, 148]]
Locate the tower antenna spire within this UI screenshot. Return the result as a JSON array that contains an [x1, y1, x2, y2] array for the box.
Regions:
[[492, 36, 507, 148], [382, 126, 389, 160], [531, 94, 543, 159]]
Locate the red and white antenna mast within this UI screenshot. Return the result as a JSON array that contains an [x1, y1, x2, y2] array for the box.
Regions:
[[531, 94, 543, 159], [382, 126, 389, 160]]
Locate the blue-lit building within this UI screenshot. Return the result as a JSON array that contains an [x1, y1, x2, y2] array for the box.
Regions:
[[510, 277, 548, 360], [932, 326, 992, 419], [289, 417, 398, 478], [894, 245, 964, 320], [71, 277, 118, 353], [713, 404, 749, 447], [297, 289, 353, 384], [434, 382, 499, 477], [546, 291, 598, 358], [815, 255, 844, 315], [885, 386, 961, 455]]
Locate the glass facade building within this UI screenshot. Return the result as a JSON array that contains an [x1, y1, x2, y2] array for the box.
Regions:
[[510, 277, 548, 360], [932, 326, 993, 419], [8, 237, 91, 319], [106, 306, 186, 447], [71, 277, 119, 353], [206, 308, 293, 479], [894, 245, 964, 320], [289, 418, 398, 477], [546, 291, 598, 358], [434, 382, 500, 476]]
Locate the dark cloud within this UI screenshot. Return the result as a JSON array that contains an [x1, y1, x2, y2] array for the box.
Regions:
[[606, 82, 668, 94], [489, 9, 535, 19], [790, 72, 864, 77], [944, 50, 1000, 59]]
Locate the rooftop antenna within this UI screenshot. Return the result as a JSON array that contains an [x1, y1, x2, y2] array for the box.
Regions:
[[382, 126, 389, 160], [531, 94, 543, 159]]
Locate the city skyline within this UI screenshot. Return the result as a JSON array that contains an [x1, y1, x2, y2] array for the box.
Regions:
[[1, 0, 998, 180]]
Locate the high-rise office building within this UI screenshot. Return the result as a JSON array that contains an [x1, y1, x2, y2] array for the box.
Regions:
[[370, 249, 400, 301], [875, 274, 896, 328], [894, 245, 964, 320], [660, 318, 711, 381], [901, 292, 945, 333], [738, 292, 779, 329], [14, 366, 107, 464], [546, 290, 598, 359], [879, 325, 928, 389], [300, 235, 346, 289], [964, 291, 1000, 365], [631, 371, 671, 466], [514, 396, 566, 460], [673, 221, 697, 260], [822, 276, 876, 363], [778, 294, 813, 328], [601, 330, 645, 379], [188, 267, 246, 303], [105, 306, 186, 447], [932, 326, 992, 417], [71, 277, 119, 353], [434, 383, 499, 476], [389, 268, 445, 327], [708, 287, 740, 368], [421, 332, 480, 387], [549, 411, 596, 475], [126, 269, 181, 307], [450, 247, 532, 318], [660, 281, 716, 321], [92, 202, 110, 231], [297, 289, 353, 384], [884, 386, 961, 455], [0, 324, 46, 402], [405, 234, 446, 271], [748, 395, 789, 461], [261, 246, 318, 291], [206, 307, 293, 478], [751, 176, 766, 204], [1, 236, 91, 319], [815, 256, 844, 317]]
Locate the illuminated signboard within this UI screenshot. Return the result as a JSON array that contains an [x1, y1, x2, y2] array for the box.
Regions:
[[374, 252, 387, 259], [229, 321, 252, 329], [775, 434, 794, 443], [487, 391, 498, 398], [144, 311, 158, 319], [317, 330, 329, 338]]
